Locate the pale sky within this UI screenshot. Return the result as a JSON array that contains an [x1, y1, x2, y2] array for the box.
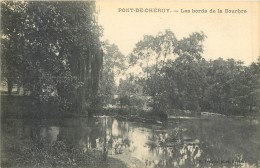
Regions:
[[97, 1, 260, 65]]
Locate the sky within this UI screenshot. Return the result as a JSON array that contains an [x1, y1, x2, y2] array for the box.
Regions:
[[97, 1, 260, 65]]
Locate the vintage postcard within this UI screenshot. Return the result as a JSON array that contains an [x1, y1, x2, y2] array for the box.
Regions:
[[1, 1, 259, 168]]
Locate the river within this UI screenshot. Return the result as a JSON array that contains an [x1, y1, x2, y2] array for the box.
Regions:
[[1, 115, 260, 168]]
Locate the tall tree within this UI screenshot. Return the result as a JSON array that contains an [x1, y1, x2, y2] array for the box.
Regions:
[[1, 1, 28, 95], [1, 1, 103, 116], [128, 30, 206, 113], [99, 41, 126, 105]]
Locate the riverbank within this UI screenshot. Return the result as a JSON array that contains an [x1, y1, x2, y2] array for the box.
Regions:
[[100, 107, 260, 125], [1, 130, 128, 168], [2, 94, 259, 120]]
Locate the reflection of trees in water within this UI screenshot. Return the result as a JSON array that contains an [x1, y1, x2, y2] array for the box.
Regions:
[[105, 118, 132, 155], [144, 144, 202, 168], [4, 117, 258, 168], [50, 117, 132, 156], [145, 128, 202, 168], [186, 119, 259, 168], [53, 118, 104, 150]]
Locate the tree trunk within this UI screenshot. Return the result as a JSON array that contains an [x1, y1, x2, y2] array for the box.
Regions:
[[7, 78, 13, 96]]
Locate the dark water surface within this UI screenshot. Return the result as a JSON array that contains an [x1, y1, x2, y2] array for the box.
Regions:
[[1, 115, 260, 168]]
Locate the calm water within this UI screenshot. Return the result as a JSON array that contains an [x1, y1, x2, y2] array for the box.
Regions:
[[1, 115, 260, 168]]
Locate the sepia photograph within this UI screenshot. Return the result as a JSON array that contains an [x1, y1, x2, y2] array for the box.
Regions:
[[1, 1, 260, 168]]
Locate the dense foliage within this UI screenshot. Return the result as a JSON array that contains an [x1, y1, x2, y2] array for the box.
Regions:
[[99, 41, 126, 105], [124, 30, 260, 115], [1, 1, 103, 115]]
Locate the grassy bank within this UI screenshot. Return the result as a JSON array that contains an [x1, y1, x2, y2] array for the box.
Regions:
[[101, 106, 260, 122], [100, 107, 167, 124], [1, 133, 127, 168]]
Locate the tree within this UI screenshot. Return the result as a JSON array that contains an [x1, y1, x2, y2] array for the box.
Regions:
[[128, 30, 206, 113], [234, 58, 260, 113], [202, 58, 245, 114], [1, 1, 28, 95], [117, 76, 146, 109], [162, 58, 207, 112], [99, 41, 126, 105], [1, 1, 103, 116]]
